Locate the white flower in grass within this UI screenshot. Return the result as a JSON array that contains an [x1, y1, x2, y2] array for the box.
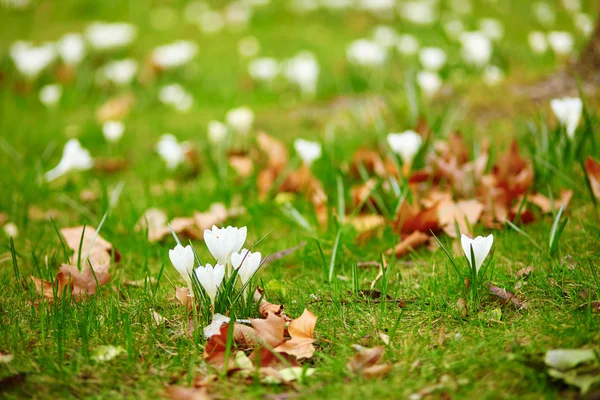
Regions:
[[387, 130, 422, 166], [396, 34, 419, 56], [57, 33, 86, 66], [152, 41, 198, 70], [45, 139, 93, 182], [460, 32, 492, 67], [225, 1, 252, 30], [283, 52, 320, 97], [346, 39, 387, 67], [156, 134, 185, 169], [419, 47, 447, 72], [195, 263, 225, 305], [102, 121, 125, 143], [532, 2, 555, 26], [444, 19, 465, 41], [85, 22, 137, 51], [204, 313, 230, 338], [483, 66, 504, 86], [4, 222, 19, 239], [103, 59, 138, 86], [226, 107, 254, 136], [574, 13, 594, 37], [204, 225, 247, 267], [460, 234, 494, 274], [158, 84, 194, 113], [479, 18, 504, 41], [231, 248, 262, 286], [547, 31, 574, 56], [562, 0, 581, 13], [169, 244, 195, 291], [417, 70, 442, 97], [294, 138, 322, 167], [528, 31, 548, 54], [399, 1, 437, 25], [39, 84, 62, 107], [207, 120, 228, 144], [10, 41, 56, 79], [372, 25, 398, 48], [249, 57, 279, 83], [199, 10, 225, 34], [550, 97, 582, 139]]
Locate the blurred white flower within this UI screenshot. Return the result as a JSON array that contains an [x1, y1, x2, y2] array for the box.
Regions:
[[479, 18, 504, 41], [419, 47, 447, 72], [226, 107, 254, 136], [358, 0, 395, 15], [231, 248, 262, 286], [574, 13, 593, 37], [399, 1, 437, 25], [460, 32, 492, 67], [3, 222, 19, 239], [449, 0, 472, 15], [528, 31, 548, 54], [547, 31, 574, 55], [45, 139, 93, 182], [294, 138, 322, 166], [156, 134, 186, 169], [532, 2, 555, 26], [102, 121, 125, 143], [152, 41, 198, 70], [561, 0, 580, 13], [387, 130, 422, 166], [248, 57, 279, 83], [39, 84, 62, 107], [10, 41, 56, 79], [372, 25, 398, 48], [169, 244, 195, 291], [225, 1, 252, 30], [443, 18, 465, 40], [347, 39, 387, 67], [199, 10, 225, 34], [204, 225, 247, 267], [1, 0, 32, 10], [238, 36, 260, 58], [283, 52, 320, 97], [483, 65, 504, 86], [195, 263, 225, 305], [57, 33, 86, 66], [550, 97, 582, 139], [159, 84, 194, 112], [103, 59, 138, 86], [85, 22, 137, 51], [461, 234, 494, 274], [396, 34, 419, 56], [417, 71, 442, 97], [208, 120, 228, 144]]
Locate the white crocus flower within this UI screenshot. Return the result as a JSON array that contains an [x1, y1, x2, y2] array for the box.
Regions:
[[574, 13, 593, 37], [444, 18, 465, 41], [460, 32, 492, 67], [372, 25, 398, 48], [152, 40, 198, 70], [4, 222, 19, 239], [282, 52, 320, 97], [102, 121, 125, 143], [396, 34, 419, 56], [483, 66, 504, 86], [231, 248, 262, 286], [57, 33, 86, 65], [550, 97, 582, 139], [195, 263, 225, 306], [204, 225, 247, 268], [417, 70, 442, 97], [207, 120, 228, 144], [10, 41, 56, 79], [479, 18, 504, 41], [547, 31, 574, 56], [169, 244, 195, 291], [419, 47, 447, 72], [294, 138, 322, 166], [460, 234, 494, 274], [399, 1, 437, 25], [249, 57, 279, 83], [533, 2, 555, 26], [226, 107, 254, 136], [39, 84, 62, 107], [85, 22, 137, 51], [158, 84, 194, 112], [156, 134, 185, 169], [528, 31, 548, 54], [45, 139, 93, 182], [346, 39, 387, 67], [204, 313, 231, 338], [103, 59, 138, 86], [238, 36, 260, 58], [387, 130, 423, 166]]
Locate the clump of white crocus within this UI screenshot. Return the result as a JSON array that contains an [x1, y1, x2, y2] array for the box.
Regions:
[[387, 130, 423, 166], [372, 25, 398, 48], [550, 97, 582, 139], [152, 40, 198, 70], [547, 31, 574, 56], [419, 47, 447, 72], [57, 33, 86, 66], [102, 59, 138, 86], [10, 41, 56, 79], [460, 32, 492, 67], [195, 263, 225, 306], [396, 34, 419, 56], [4, 222, 19, 239], [226, 107, 254, 136], [282, 51, 320, 97], [158, 84, 194, 112], [169, 244, 195, 291], [249, 57, 279, 83], [294, 138, 322, 167], [204, 225, 247, 268], [483, 66, 504, 86], [460, 234, 494, 274], [207, 120, 228, 144], [85, 22, 137, 51], [479, 18, 504, 41], [528, 31, 548, 54], [231, 248, 262, 287], [156, 134, 186, 169], [102, 121, 125, 143], [45, 139, 93, 182], [417, 70, 442, 97], [346, 39, 387, 67], [39, 84, 62, 107]]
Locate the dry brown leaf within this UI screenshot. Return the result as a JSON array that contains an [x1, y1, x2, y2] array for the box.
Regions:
[[229, 154, 254, 178], [275, 309, 317, 360], [457, 298, 468, 318], [438, 198, 484, 238], [57, 254, 111, 297], [250, 313, 286, 348], [350, 148, 387, 178], [254, 289, 290, 321], [516, 266, 534, 278], [362, 363, 393, 378], [61, 226, 119, 263], [94, 157, 128, 173], [487, 283, 526, 309], [166, 386, 211, 400], [351, 214, 386, 233], [528, 190, 573, 213], [0, 212, 7, 226], [394, 201, 441, 235], [203, 323, 232, 368], [347, 346, 390, 378], [176, 287, 193, 310], [257, 132, 288, 171], [584, 156, 600, 201], [386, 231, 430, 258], [96, 94, 135, 122]]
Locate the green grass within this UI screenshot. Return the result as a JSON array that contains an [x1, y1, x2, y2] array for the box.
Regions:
[[1, 0, 600, 399]]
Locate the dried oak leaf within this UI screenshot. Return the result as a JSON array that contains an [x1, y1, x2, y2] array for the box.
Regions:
[[229, 154, 254, 178], [347, 346, 392, 378], [250, 313, 286, 348], [437, 198, 484, 238], [96, 94, 134, 122], [176, 287, 193, 310], [166, 386, 211, 400], [386, 230, 430, 258], [60, 226, 120, 263], [57, 249, 111, 297], [527, 190, 573, 214], [254, 289, 290, 321], [585, 156, 600, 201], [487, 283, 526, 309], [275, 309, 317, 360], [393, 200, 441, 235]]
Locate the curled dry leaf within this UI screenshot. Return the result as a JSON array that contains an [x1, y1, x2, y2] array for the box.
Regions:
[[386, 230, 430, 258], [254, 289, 289, 321], [393, 200, 441, 235], [487, 283, 526, 309], [584, 156, 600, 201], [275, 309, 317, 360], [347, 345, 392, 378], [96, 93, 135, 122], [437, 198, 484, 238], [94, 157, 129, 173], [457, 298, 468, 318], [527, 190, 573, 214], [166, 386, 212, 400], [229, 154, 254, 178], [60, 226, 119, 262], [250, 313, 286, 348], [176, 287, 193, 311]]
